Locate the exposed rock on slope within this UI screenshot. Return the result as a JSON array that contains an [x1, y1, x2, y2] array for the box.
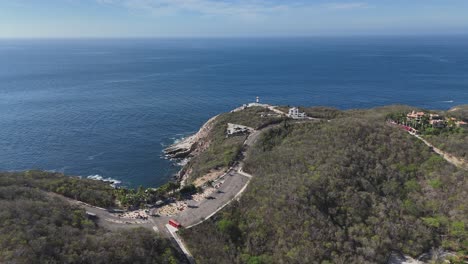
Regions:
[[164, 115, 218, 160]]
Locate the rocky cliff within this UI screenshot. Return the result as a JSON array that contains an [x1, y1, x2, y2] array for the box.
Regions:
[[164, 115, 218, 161]]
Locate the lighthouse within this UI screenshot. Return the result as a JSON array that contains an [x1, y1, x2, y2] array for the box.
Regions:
[[256, 96, 259, 103]]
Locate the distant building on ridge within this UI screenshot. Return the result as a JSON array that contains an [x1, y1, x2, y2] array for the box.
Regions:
[[288, 107, 306, 119], [407, 110, 425, 121]]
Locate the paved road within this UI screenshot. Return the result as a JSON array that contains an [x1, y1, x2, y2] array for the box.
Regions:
[[175, 169, 250, 226], [57, 127, 261, 264], [47, 192, 156, 231], [60, 127, 263, 238], [88, 118, 317, 233], [167, 224, 196, 264], [59, 122, 269, 237], [154, 122, 269, 229], [62, 118, 320, 263]]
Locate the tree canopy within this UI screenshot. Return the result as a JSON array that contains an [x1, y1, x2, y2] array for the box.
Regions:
[[181, 106, 467, 264], [0, 171, 185, 264]]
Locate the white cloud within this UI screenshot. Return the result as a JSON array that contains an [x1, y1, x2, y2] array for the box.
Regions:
[[97, 0, 294, 18]]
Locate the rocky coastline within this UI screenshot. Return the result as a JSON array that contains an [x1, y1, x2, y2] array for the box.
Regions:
[[164, 115, 219, 181]]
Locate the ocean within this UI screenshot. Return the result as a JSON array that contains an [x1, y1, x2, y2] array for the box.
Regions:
[[1, 37, 467, 187]]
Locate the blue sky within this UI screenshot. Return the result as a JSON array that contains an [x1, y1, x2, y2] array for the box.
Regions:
[[1, 0, 468, 38]]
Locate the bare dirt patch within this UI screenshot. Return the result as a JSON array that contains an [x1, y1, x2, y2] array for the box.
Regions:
[[193, 168, 226, 187]]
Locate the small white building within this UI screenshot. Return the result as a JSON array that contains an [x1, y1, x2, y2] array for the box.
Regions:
[[288, 107, 306, 119], [226, 123, 253, 136]]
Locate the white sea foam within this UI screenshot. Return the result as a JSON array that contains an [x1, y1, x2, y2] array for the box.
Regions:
[[177, 158, 189, 166], [87, 174, 122, 187], [166, 132, 195, 147], [87, 152, 105, 160], [45, 167, 68, 173], [441, 100, 454, 103], [173, 138, 183, 144]]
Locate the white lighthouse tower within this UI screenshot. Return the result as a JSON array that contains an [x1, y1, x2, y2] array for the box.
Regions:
[[256, 96, 260, 103]]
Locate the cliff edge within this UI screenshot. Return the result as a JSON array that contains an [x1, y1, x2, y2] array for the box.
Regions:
[[164, 115, 219, 160]]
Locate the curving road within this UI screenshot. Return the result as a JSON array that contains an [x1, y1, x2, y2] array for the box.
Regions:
[[60, 123, 267, 263], [68, 116, 320, 263]]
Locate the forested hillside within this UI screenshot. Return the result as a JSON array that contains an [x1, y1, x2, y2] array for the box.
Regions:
[[181, 106, 467, 263], [423, 105, 468, 159], [0, 170, 117, 207], [0, 172, 184, 264]]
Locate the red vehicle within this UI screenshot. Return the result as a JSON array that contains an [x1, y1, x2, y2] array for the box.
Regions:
[[402, 125, 411, 131], [169, 219, 181, 228]]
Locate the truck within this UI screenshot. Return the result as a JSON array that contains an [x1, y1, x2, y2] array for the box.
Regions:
[[169, 219, 181, 228]]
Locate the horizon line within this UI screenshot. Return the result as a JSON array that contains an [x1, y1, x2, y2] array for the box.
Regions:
[[1, 33, 468, 40]]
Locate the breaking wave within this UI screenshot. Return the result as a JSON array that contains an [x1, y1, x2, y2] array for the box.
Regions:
[[87, 174, 122, 187], [160, 132, 195, 149], [177, 158, 189, 166]]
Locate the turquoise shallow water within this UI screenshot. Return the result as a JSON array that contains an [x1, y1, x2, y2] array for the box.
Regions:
[[1, 37, 467, 187]]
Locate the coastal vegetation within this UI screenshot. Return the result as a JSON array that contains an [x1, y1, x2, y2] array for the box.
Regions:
[[0, 170, 116, 207], [0, 170, 196, 210], [301, 106, 346, 120], [181, 106, 467, 263], [0, 172, 184, 263], [114, 181, 186, 209]]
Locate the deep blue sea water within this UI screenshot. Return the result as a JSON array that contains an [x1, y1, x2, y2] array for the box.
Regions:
[[1, 37, 467, 187]]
